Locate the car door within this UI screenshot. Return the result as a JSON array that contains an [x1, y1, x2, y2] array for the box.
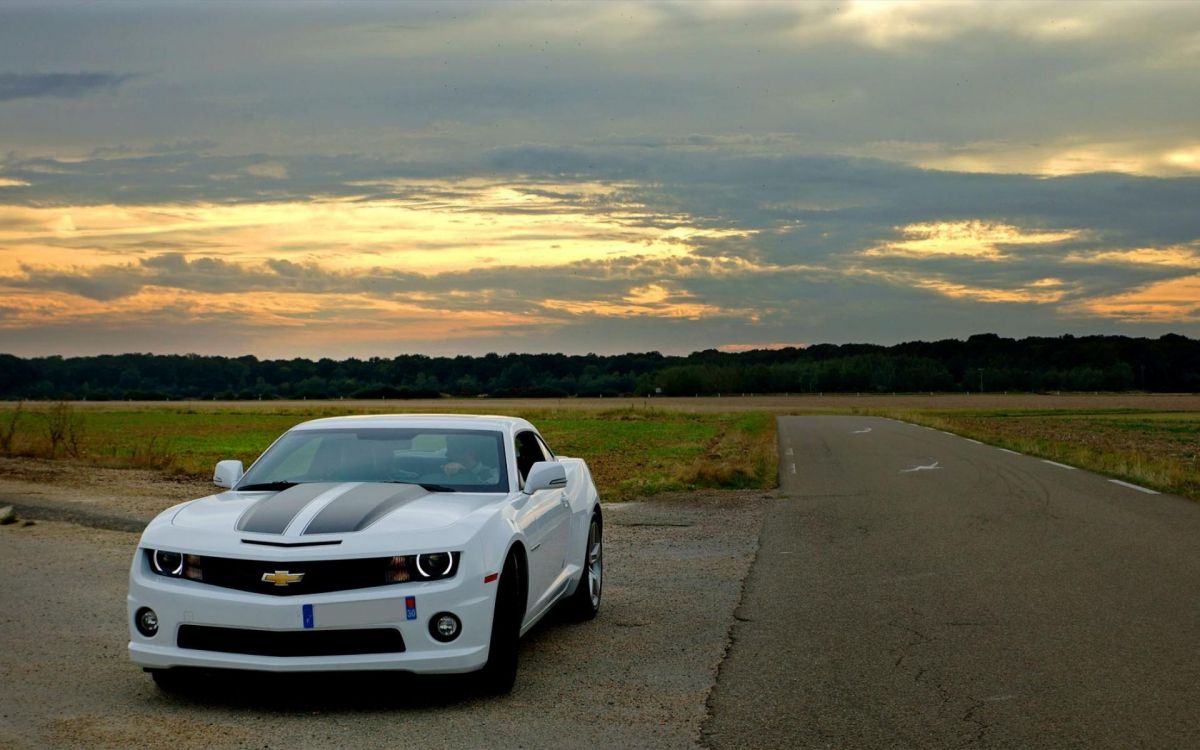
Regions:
[[512, 430, 571, 614]]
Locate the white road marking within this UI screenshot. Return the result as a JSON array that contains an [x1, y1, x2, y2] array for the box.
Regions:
[[998, 448, 1021, 455], [852, 427, 873, 434], [901, 461, 941, 473], [785, 447, 794, 456], [1108, 479, 1160, 495], [789, 463, 796, 474], [940, 431, 954, 436], [964, 438, 983, 445], [1041, 460, 1076, 471]]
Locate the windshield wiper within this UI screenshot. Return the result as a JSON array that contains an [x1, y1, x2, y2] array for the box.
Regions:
[[236, 481, 301, 491]]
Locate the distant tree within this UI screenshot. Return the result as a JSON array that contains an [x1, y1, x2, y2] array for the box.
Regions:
[[0, 334, 1196, 399]]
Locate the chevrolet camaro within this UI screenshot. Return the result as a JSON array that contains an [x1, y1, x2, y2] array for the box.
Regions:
[[127, 414, 603, 694]]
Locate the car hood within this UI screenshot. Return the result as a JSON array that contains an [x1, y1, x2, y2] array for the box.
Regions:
[[171, 482, 494, 538]]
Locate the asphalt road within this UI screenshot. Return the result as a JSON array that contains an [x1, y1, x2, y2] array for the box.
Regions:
[[704, 416, 1200, 749], [0, 491, 766, 749]]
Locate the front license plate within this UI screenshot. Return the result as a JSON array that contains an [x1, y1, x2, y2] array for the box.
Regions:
[[309, 598, 410, 628]]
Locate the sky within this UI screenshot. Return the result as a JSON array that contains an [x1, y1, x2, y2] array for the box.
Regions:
[[1, 0, 1199, 359]]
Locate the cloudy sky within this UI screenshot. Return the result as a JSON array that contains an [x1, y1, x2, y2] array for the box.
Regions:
[[2, 0, 1199, 358]]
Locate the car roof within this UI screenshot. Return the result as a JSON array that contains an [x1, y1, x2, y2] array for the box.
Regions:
[[290, 413, 535, 433]]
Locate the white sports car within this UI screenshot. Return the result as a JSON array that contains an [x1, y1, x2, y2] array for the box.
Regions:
[[127, 414, 603, 693]]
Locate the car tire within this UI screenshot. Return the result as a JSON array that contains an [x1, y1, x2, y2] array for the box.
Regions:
[[563, 512, 602, 621], [150, 668, 185, 692], [479, 551, 522, 695]]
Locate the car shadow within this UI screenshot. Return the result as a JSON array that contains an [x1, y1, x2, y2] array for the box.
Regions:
[[151, 668, 487, 710]]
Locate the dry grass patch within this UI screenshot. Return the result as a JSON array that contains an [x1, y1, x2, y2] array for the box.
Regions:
[[676, 412, 776, 490]]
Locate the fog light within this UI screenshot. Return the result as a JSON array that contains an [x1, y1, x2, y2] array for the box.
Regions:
[[429, 612, 461, 643], [135, 607, 159, 637]]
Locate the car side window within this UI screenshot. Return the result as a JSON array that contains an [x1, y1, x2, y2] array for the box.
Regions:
[[514, 431, 549, 484]]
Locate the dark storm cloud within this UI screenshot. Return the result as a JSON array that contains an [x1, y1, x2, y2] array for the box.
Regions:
[[89, 139, 219, 158], [0, 72, 133, 102], [3, 252, 671, 306], [6, 253, 428, 300], [11, 265, 142, 301], [0, 152, 456, 205]]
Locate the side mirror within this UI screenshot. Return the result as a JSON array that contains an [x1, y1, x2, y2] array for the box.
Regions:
[[522, 461, 567, 495], [213, 460, 244, 489]]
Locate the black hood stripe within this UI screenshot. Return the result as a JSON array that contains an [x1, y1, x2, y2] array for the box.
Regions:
[[236, 482, 340, 535], [303, 483, 430, 535]]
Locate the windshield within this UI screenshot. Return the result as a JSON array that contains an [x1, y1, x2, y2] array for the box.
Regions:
[[237, 427, 508, 493]]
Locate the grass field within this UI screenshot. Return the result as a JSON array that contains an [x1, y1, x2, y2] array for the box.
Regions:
[[0, 395, 1196, 502], [0, 403, 778, 503]]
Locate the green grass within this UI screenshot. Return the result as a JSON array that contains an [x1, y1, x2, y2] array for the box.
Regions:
[[0, 404, 778, 502], [538, 409, 777, 500]]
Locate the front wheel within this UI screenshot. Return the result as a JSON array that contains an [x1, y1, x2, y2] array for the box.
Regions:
[[563, 512, 602, 620], [149, 668, 186, 693], [479, 551, 522, 695]]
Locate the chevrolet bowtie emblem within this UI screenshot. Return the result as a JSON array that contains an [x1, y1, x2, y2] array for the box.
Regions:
[[262, 570, 305, 586]]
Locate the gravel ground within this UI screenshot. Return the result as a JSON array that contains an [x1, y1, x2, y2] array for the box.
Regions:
[[0, 484, 767, 749], [0, 457, 207, 519]]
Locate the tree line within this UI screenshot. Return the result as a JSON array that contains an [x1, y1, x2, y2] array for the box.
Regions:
[[0, 333, 1197, 400]]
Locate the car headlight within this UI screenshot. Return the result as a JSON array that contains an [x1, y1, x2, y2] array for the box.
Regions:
[[148, 549, 203, 581], [385, 552, 460, 583]]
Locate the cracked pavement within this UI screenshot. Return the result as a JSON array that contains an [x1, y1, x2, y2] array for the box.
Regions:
[[702, 416, 1200, 749]]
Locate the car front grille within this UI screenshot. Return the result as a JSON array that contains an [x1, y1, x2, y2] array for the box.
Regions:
[[175, 553, 393, 596], [177, 625, 406, 657]]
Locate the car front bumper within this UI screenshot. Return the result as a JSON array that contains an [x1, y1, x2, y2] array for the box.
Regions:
[[127, 554, 495, 674]]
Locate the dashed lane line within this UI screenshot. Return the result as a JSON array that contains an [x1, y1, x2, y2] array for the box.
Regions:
[[1108, 479, 1159, 495], [1041, 460, 1076, 471]]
